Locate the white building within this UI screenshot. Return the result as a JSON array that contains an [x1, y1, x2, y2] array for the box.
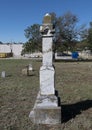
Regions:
[[0, 44, 23, 57]]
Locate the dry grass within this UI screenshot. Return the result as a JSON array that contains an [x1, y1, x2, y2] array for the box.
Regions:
[[0, 59, 92, 130]]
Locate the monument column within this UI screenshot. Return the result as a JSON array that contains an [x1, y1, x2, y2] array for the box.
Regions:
[[40, 13, 55, 95], [29, 13, 61, 124]]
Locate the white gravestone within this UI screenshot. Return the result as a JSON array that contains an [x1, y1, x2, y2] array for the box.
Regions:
[[29, 13, 61, 124], [1, 71, 6, 78], [28, 64, 33, 71]]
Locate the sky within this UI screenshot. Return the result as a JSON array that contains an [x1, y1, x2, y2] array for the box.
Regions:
[[0, 0, 92, 43]]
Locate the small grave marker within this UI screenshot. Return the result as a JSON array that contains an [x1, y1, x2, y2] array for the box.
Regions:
[[1, 71, 6, 78]]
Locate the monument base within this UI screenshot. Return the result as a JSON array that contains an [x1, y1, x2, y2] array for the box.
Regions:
[[29, 92, 61, 124]]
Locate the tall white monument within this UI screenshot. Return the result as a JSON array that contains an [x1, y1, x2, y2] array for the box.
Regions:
[[29, 13, 61, 124]]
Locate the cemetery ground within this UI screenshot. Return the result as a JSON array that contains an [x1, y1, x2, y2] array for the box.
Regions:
[[0, 59, 92, 130]]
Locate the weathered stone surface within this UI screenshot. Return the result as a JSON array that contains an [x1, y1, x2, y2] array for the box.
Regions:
[[42, 37, 53, 66], [34, 106, 61, 124], [40, 66, 55, 95], [29, 92, 61, 124], [28, 64, 33, 71], [29, 13, 61, 124], [36, 95, 58, 107], [22, 68, 28, 75], [43, 13, 52, 24], [40, 14, 54, 36], [22, 67, 33, 76], [33, 92, 58, 107], [1, 71, 6, 78]]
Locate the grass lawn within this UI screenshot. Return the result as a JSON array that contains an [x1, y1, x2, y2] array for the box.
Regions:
[[0, 59, 92, 130]]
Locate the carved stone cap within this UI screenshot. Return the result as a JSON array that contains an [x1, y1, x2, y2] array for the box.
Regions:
[[43, 13, 52, 24], [40, 13, 55, 35]]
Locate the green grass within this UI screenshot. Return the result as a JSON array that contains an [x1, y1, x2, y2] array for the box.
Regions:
[[0, 59, 92, 130]]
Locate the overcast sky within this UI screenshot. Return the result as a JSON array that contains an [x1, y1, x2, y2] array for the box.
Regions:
[[0, 0, 92, 43]]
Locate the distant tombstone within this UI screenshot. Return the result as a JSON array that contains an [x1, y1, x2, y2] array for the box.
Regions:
[[28, 64, 33, 75], [28, 64, 33, 71], [1, 71, 6, 78], [22, 68, 28, 76], [22, 64, 33, 76]]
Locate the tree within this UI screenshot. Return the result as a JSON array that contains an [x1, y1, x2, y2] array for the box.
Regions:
[[75, 24, 89, 50], [23, 12, 85, 53], [21, 41, 35, 55], [79, 24, 88, 41], [23, 24, 42, 53], [87, 22, 92, 49], [54, 12, 79, 52]]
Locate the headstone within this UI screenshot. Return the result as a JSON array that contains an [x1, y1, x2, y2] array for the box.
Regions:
[[1, 71, 6, 78], [22, 68, 28, 76], [22, 64, 33, 76], [29, 13, 61, 124], [28, 64, 33, 71], [28, 64, 33, 75]]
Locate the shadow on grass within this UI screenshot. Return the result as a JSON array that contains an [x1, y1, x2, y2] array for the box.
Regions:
[[27, 74, 36, 77], [6, 74, 12, 77], [62, 100, 92, 123]]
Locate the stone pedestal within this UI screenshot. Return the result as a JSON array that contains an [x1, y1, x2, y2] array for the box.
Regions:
[[29, 92, 61, 124], [29, 13, 61, 124]]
